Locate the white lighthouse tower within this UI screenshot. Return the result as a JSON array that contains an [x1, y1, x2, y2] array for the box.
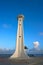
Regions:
[[10, 14, 29, 59]]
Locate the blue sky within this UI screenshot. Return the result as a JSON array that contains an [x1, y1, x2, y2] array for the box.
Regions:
[[0, 0, 43, 49]]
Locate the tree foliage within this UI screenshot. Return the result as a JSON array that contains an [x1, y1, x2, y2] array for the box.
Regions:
[[24, 46, 28, 49]]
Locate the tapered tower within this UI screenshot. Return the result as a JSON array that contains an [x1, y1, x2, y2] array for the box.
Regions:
[[10, 14, 29, 59]]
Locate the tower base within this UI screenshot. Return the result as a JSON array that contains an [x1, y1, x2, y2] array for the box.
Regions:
[[9, 52, 29, 60]]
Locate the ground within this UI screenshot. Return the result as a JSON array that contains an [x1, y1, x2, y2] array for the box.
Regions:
[[0, 57, 43, 65]]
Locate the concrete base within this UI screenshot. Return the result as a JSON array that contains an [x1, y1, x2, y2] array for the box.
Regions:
[[9, 52, 29, 60]]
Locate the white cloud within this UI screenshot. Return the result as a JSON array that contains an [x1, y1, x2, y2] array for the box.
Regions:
[[3, 48, 10, 51], [0, 48, 10, 51], [40, 32, 43, 36], [33, 41, 39, 48], [2, 24, 12, 28]]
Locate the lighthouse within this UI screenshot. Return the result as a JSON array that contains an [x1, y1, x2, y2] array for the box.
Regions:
[[10, 14, 29, 59]]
